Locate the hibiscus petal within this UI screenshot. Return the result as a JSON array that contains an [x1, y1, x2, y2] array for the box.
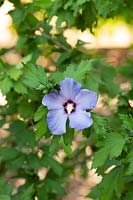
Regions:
[[42, 92, 65, 110], [69, 109, 93, 130], [46, 109, 67, 135], [75, 89, 97, 110], [60, 78, 82, 100]]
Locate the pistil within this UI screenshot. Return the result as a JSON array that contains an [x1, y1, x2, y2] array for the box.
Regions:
[[63, 100, 76, 114]]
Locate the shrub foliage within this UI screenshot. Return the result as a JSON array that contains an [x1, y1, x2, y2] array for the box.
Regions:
[[0, 0, 133, 200]]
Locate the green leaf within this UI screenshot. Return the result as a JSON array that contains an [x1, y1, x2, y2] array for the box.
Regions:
[[34, 105, 47, 122], [93, 132, 126, 168], [101, 65, 120, 97], [120, 114, 133, 131], [8, 68, 22, 81], [44, 179, 64, 194], [47, 157, 63, 176], [126, 151, 133, 175], [19, 185, 34, 200], [9, 120, 36, 148], [14, 81, 28, 94], [0, 195, 11, 200], [50, 72, 64, 84], [35, 118, 48, 139], [56, 10, 75, 28], [18, 99, 34, 119], [88, 166, 124, 200], [0, 59, 4, 72], [63, 60, 92, 82], [9, 154, 26, 169], [16, 36, 28, 51], [92, 114, 109, 140], [108, 133, 125, 158], [0, 147, 19, 161], [10, 8, 24, 25], [56, 52, 72, 67], [0, 119, 5, 128], [27, 154, 41, 170], [131, 80, 133, 89], [93, 0, 122, 18], [63, 122, 74, 145], [0, 77, 13, 95], [24, 64, 47, 89], [33, 0, 52, 9], [0, 0, 4, 6], [84, 72, 100, 92], [126, 190, 133, 200], [0, 179, 13, 196], [26, 13, 38, 28], [49, 0, 97, 30], [41, 156, 63, 176], [49, 135, 61, 156], [93, 148, 108, 168], [16, 54, 32, 69], [60, 136, 72, 156]]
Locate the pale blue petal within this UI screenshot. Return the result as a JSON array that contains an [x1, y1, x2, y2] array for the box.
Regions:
[[59, 78, 82, 100], [75, 89, 97, 110], [69, 109, 93, 130], [46, 109, 67, 135], [42, 92, 65, 110]]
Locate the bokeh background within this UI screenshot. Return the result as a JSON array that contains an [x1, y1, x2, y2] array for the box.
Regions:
[[0, 1, 133, 200]]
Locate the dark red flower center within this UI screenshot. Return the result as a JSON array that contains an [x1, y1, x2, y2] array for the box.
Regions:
[[63, 100, 76, 114]]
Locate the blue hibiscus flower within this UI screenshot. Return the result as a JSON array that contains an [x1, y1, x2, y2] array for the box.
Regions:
[[42, 78, 98, 135]]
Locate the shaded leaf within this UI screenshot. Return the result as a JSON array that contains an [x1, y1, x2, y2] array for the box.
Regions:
[[35, 118, 48, 139], [14, 81, 28, 94], [64, 59, 92, 82], [93, 132, 126, 168], [0, 195, 11, 200], [0, 77, 13, 95], [0, 179, 13, 196], [24, 64, 47, 89], [19, 185, 34, 200], [8, 68, 22, 81], [34, 105, 47, 122], [49, 135, 61, 156], [88, 166, 124, 200], [126, 151, 133, 175]]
